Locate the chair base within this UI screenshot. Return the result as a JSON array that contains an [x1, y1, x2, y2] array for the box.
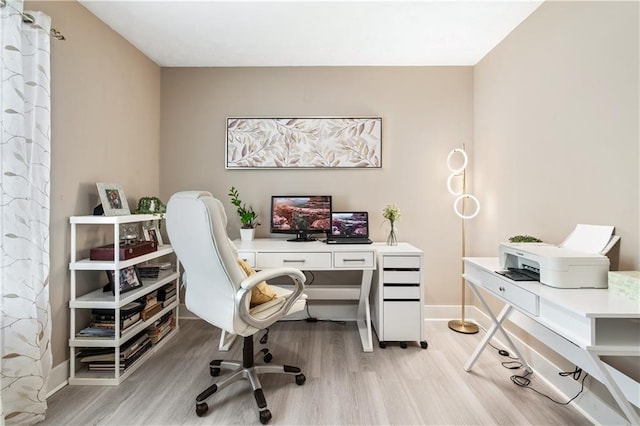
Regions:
[[194, 335, 305, 424]]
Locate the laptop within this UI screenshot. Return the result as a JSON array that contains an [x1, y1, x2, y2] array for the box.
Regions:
[[326, 212, 373, 244]]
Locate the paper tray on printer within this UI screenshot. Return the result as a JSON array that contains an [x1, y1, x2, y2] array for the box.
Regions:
[[496, 268, 540, 282]]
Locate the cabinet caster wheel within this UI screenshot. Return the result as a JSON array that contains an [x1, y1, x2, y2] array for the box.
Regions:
[[400, 341, 408, 349], [379, 341, 386, 349], [195, 402, 208, 417], [259, 409, 272, 424], [420, 341, 428, 349], [263, 353, 273, 363], [210, 367, 220, 376], [295, 373, 306, 385]]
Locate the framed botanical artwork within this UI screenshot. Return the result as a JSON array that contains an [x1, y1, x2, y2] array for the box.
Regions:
[[143, 225, 163, 246], [106, 266, 143, 295], [225, 117, 382, 169], [96, 183, 130, 216]]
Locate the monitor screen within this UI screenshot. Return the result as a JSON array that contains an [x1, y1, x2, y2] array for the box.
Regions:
[[270, 196, 332, 241]]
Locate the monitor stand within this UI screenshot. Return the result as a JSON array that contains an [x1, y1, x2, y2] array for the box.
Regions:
[[287, 232, 317, 242]]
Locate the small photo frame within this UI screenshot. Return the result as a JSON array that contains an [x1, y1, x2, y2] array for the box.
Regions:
[[96, 182, 130, 216], [107, 266, 143, 295], [143, 225, 163, 246]]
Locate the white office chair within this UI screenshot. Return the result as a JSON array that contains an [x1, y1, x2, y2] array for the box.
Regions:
[[166, 191, 307, 424]]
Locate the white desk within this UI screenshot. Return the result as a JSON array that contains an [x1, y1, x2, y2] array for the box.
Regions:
[[234, 239, 377, 352], [463, 257, 640, 425]]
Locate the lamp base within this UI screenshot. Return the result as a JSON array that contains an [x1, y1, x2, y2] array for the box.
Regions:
[[448, 319, 479, 334]]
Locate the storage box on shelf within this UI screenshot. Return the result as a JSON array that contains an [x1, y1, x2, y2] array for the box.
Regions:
[[68, 214, 180, 386]]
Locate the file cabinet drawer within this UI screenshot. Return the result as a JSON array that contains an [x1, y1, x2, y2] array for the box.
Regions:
[[383, 256, 421, 269], [384, 286, 421, 299], [257, 252, 331, 269], [333, 251, 375, 269], [383, 301, 422, 341], [383, 270, 421, 284]]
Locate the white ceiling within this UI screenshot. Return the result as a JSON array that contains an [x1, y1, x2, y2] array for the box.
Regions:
[[78, 0, 544, 67]]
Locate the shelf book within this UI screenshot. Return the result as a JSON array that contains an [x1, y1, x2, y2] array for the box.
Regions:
[[76, 301, 145, 338], [77, 331, 152, 371]]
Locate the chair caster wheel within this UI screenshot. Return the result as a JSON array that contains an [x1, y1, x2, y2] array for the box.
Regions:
[[295, 373, 306, 385], [379, 341, 386, 349], [259, 409, 272, 424], [195, 402, 208, 417], [420, 341, 428, 349], [400, 341, 408, 349], [210, 366, 220, 376], [263, 353, 273, 363]]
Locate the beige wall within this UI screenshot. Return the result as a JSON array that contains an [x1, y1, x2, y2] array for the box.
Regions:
[[472, 1, 639, 269], [160, 66, 473, 302], [26, 1, 161, 367]]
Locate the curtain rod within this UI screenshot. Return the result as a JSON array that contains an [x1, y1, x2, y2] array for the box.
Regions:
[[0, 0, 66, 40]]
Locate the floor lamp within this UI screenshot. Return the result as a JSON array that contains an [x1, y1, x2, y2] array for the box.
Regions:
[[446, 145, 480, 334]]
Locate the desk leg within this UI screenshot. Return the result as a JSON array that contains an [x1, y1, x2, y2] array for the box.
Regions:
[[356, 270, 374, 352], [218, 330, 237, 352], [465, 283, 532, 373], [586, 350, 640, 425]]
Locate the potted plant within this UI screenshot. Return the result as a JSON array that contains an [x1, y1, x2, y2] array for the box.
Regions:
[[228, 186, 259, 241]]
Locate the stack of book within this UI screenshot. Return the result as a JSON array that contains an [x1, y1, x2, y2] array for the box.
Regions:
[[76, 301, 145, 338], [158, 284, 177, 308], [77, 331, 152, 371], [141, 291, 162, 321], [147, 312, 175, 344], [137, 262, 172, 279]]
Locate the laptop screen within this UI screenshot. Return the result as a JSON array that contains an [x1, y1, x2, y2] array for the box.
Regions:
[[331, 212, 369, 238]]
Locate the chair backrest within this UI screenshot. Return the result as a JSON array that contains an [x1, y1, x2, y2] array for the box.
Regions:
[[166, 191, 248, 334]]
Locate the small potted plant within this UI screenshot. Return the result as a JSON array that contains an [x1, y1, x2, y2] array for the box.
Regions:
[[228, 186, 259, 241], [382, 203, 400, 246]]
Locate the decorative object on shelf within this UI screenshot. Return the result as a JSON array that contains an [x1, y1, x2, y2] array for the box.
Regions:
[[226, 117, 382, 169], [89, 241, 157, 261], [228, 186, 259, 241], [133, 196, 166, 215], [446, 144, 480, 335], [96, 182, 130, 216], [106, 266, 143, 295], [143, 224, 163, 245], [508, 235, 543, 243], [119, 223, 140, 245], [382, 204, 400, 246]]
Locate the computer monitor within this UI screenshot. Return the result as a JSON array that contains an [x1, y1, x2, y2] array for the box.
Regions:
[[270, 196, 332, 241]]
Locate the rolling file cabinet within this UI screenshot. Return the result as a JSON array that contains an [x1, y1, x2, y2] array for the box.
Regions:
[[371, 243, 427, 349]]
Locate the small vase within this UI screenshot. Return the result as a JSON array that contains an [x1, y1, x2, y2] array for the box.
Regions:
[[240, 228, 255, 241], [386, 221, 398, 246]]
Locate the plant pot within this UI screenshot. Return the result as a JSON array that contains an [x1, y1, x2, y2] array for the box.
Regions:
[[240, 228, 255, 241]]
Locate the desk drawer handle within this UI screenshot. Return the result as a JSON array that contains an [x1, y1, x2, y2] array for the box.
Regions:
[[283, 259, 306, 263], [343, 258, 366, 263], [499, 286, 505, 292]]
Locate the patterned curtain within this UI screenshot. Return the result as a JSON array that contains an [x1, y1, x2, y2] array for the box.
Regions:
[[1, 0, 53, 424]]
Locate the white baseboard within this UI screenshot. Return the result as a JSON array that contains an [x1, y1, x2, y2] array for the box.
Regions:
[[46, 360, 68, 398]]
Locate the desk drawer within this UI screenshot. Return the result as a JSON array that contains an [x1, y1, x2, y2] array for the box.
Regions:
[[383, 270, 421, 284], [257, 252, 331, 269], [384, 285, 421, 299], [333, 251, 374, 269], [482, 272, 539, 316], [237, 251, 256, 267]]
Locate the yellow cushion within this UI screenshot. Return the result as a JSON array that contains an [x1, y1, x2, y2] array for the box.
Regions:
[[237, 258, 277, 307]]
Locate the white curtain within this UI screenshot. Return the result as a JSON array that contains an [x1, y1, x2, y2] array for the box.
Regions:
[[1, 0, 53, 424]]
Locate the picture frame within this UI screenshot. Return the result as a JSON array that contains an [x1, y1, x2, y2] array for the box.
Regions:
[[143, 225, 163, 246], [96, 182, 130, 216], [106, 266, 143, 295], [226, 117, 382, 169]]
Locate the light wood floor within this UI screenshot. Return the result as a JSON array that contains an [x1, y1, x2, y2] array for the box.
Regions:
[[42, 319, 590, 425]]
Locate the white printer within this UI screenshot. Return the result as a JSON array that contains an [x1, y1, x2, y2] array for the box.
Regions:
[[499, 242, 610, 289]]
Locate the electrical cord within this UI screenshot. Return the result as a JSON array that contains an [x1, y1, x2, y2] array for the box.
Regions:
[[510, 367, 588, 406]]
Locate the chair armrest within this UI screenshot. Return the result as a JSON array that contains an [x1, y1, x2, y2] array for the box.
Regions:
[[236, 267, 306, 330]]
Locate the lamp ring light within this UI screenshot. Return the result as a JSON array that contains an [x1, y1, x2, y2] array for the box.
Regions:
[[447, 172, 464, 196], [453, 194, 480, 220], [446, 148, 468, 173]]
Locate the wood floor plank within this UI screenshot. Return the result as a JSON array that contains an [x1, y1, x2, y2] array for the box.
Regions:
[[41, 319, 591, 425]]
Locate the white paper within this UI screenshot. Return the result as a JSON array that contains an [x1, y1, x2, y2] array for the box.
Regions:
[[560, 224, 614, 254]]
